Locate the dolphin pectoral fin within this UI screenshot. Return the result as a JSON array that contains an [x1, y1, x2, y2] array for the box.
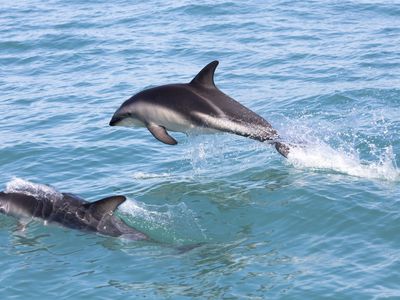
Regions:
[[146, 124, 178, 145], [83, 195, 126, 219]]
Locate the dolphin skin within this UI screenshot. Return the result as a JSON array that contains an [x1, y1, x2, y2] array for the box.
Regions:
[[0, 182, 148, 240], [109, 61, 290, 157]]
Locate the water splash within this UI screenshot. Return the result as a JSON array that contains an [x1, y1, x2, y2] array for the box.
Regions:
[[185, 134, 265, 178], [280, 110, 400, 181], [287, 144, 399, 181], [5, 177, 63, 201], [118, 199, 207, 245]]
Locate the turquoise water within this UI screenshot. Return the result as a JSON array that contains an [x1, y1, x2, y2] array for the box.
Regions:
[[1, 0, 400, 298]]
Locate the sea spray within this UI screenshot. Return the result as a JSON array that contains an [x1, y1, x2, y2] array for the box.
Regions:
[[279, 112, 400, 181], [287, 144, 399, 181]]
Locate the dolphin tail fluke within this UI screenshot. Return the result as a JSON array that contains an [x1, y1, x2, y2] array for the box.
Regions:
[[274, 141, 290, 158]]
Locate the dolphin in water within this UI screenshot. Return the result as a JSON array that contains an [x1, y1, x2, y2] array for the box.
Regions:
[[109, 61, 290, 157], [0, 180, 148, 240]]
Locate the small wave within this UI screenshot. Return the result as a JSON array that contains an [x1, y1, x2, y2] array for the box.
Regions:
[[118, 199, 206, 245], [5, 177, 63, 201], [132, 172, 172, 180]]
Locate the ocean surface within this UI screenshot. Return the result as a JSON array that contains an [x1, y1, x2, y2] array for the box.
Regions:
[[1, 1, 400, 299]]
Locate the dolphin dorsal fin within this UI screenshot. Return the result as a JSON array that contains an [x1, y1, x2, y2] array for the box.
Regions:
[[190, 60, 219, 88], [83, 195, 126, 219]]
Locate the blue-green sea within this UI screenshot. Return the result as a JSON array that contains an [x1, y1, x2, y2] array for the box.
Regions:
[[1, 1, 400, 299]]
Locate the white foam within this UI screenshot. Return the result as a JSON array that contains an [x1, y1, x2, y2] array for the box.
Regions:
[[5, 177, 63, 201], [132, 172, 171, 180], [287, 144, 399, 181]]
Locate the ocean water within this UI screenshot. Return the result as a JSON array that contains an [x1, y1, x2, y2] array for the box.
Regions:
[[1, 0, 400, 298]]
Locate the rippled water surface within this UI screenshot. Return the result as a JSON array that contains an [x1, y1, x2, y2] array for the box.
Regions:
[[1, 1, 400, 299]]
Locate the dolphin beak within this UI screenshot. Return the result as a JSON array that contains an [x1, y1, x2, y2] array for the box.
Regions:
[[109, 115, 121, 126]]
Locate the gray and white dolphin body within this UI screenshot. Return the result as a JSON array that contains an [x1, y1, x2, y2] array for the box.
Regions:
[[0, 186, 148, 240], [109, 61, 290, 157]]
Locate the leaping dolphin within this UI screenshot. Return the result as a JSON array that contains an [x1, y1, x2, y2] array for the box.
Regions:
[[109, 61, 290, 157], [0, 181, 148, 240]]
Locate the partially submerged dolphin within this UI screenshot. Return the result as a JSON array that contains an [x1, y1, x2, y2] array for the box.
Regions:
[[0, 180, 148, 240], [109, 61, 290, 157]]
